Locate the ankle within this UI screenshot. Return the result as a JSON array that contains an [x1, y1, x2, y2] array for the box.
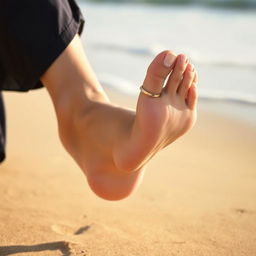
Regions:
[[54, 81, 108, 121]]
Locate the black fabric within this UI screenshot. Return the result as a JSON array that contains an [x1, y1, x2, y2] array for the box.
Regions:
[[0, 0, 84, 92], [0, 93, 6, 163], [0, 0, 84, 162]]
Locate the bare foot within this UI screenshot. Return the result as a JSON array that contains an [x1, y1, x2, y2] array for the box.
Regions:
[[114, 51, 198, 172], [62, 51, 198, 200], [43, 37, 198, 200]]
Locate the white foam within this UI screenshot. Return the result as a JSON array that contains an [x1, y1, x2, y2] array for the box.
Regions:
[[91, 42, 256, 70]]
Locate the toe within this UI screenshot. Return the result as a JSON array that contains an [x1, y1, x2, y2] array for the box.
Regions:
[[193, 70, 198, 85], [177, 63, 195, 98], [166, 54, 188, 96], [186, 83, 198, 110], [142, 50, 176, 96]]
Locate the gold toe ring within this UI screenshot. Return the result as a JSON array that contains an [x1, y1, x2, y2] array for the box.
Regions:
[[140, 86, 161, 98]]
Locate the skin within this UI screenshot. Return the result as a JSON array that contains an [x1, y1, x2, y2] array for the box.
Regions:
[[41, 34, 198, 201]]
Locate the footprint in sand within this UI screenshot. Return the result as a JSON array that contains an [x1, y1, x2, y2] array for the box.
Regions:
[[62, 241, 89, 256], [233, 208, 256, 215], [65, 242, 89, 256], [51, 224, 91, 236]]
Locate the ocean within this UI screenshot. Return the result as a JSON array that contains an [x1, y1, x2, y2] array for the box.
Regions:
[[78, 1, 256, 124]]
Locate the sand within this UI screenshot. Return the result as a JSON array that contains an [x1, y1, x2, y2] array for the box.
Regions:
[[0, 88, 255, 256]]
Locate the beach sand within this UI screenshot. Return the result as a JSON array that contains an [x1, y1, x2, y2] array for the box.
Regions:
[[0, 88, 255, 256]]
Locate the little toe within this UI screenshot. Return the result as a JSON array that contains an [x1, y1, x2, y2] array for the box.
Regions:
[[193, 70, 198, 86], [186, 83, 198, 110], [177, 63, 195, 98], [165, 54, 188, 96], [142, 50, 176, 97]]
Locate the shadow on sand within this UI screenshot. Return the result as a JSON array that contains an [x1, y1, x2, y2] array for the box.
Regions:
[[0, 241, 72, 256]]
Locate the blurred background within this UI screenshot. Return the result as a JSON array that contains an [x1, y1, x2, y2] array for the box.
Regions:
[[78, 0, 256, 124]]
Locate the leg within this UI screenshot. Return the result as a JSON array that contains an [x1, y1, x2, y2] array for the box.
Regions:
[[41, 35, 198, 201]]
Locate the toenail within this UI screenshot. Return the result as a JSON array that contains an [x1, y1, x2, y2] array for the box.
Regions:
[[187, 64, 192, 72], [180, 54, 187, 63], [164, 52, 175, 68]]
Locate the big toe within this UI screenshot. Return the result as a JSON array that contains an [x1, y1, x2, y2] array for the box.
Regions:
[[142, 50, 177, 96]]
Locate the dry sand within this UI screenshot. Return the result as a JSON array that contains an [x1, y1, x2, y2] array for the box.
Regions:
[[0, 89, 255, 256]]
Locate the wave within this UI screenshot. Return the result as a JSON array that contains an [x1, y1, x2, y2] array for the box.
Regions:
[[98, 73, 137, 94], [98, 73, 256, 105], [198, 91, 256, 105], [84, 0, 256, 9], [92, 43, 256, 70]]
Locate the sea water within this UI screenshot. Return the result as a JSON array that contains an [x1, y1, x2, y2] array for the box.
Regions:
[[79, 1, 256, 124]]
